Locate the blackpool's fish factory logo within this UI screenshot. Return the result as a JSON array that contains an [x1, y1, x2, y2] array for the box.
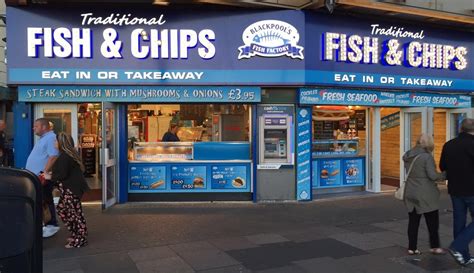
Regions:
[[238, 20, 304, 60]]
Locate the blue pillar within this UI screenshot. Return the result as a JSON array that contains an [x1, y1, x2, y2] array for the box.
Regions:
[[13, 102, 33, 168], [117, 104, 128, 203], [252, 104, 258, 203]]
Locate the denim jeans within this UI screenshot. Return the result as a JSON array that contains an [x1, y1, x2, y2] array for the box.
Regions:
[[450, 196, 474, 260]]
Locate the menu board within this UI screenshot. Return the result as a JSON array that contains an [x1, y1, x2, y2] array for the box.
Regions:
[[354, 110, 366, 130], [312, 157, 365, 188], [211, 165, 248, 189], [318, 159, 342, 187], [170, 165, 207, 190], [313, 121, 334, 139], [80, 134, 96, 176], [342, 158, 365, 185], [129, 165, 166, 191]]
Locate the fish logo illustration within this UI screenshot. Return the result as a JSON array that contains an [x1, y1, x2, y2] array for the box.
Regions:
[[238, 20, 304, 60]]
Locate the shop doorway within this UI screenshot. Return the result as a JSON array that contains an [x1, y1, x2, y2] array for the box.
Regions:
[[379, 107, 401, 189], [101, 102, 117, 209], [399, 107, 430, 184], [379, 107, 430, 189], [35, 103, 118, 208], [432, 108, 472, 171]]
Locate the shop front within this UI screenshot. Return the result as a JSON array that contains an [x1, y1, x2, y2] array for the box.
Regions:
[[295, 89, 472, 200], [7, 6, 473, 204]]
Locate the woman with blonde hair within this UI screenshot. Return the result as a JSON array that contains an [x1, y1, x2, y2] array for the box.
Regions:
[[402, 133, 446, 255], [50, 132, 89, 248]]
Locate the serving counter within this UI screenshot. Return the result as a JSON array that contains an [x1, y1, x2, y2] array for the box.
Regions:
[[128, 142, 252, 193]]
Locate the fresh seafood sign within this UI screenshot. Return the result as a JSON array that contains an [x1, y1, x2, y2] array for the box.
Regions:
[[238, 20, 304, 59]]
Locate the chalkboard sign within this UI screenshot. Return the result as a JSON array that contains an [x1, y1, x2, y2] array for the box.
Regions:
[[354, 110, 366, 130], [81, 134, 96, 176]]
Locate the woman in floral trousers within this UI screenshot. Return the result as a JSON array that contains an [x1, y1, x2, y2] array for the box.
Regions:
[[51, 133, 90, 248]]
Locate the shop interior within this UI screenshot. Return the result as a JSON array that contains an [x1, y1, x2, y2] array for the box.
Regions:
[[311, 105, 469, 192], [380, 108, 467, 189], [127, 104, 251, 162], [311, 105, 368, 192], [42, 103, 103, 201]]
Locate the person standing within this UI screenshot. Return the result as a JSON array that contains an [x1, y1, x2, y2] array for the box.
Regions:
[[51, 133, 89, 248], [0, 120, 6, 166], [25, 118, 60, 238], [402, 134, 446, 255], [440, 118, 474, 265], [161, 123, 180, 142]]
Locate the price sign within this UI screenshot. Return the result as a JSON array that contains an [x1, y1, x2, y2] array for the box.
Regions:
[[170, 165, 207, 190], [211, 165, 248, 189], [129, 165, 166, 191]]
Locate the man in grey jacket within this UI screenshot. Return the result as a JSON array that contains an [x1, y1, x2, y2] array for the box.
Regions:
[[440, 118, 474, 265]]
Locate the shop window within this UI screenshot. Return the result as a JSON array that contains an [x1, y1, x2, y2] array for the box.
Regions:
[[312, 106, 367, 157], [127, 104, 251, 161], [311, 106, 367, 189]]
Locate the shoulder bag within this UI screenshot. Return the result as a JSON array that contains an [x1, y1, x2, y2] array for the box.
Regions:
[[394, 154, 421, 201]]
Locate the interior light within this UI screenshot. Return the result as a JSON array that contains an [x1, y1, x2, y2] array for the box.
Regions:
[[153, 0, 170, 5]]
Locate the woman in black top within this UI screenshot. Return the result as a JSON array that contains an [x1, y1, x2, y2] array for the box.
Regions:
[[51, 133, 89, 248]]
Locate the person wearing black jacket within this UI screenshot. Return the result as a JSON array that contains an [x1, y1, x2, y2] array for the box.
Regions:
[[440, 118, 474, 265], [161, 123, 180, 142], [50, 132, 89, 248]]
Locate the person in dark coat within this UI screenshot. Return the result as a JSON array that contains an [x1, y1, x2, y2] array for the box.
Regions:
[[403, 134, 446, 255], [50, 132, 89, 248], [440, 118, 474, 265], [162, 123, 180, 142]]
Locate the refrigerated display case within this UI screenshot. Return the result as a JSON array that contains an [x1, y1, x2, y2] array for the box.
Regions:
[[132, 142, 193, 162]]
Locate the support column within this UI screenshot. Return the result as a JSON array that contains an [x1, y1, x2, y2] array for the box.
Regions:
[[368, 107, 381, 193], [12, 101, 33, 168]]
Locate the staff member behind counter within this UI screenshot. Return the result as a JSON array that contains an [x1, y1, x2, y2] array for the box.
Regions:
[[161, 124, 180, 142]]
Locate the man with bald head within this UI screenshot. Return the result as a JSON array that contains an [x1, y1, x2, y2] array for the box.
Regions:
[[26, 118, 60, 238], [440, 118, 474, 265]]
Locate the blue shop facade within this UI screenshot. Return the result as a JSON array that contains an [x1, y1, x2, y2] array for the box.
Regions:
[[7, 6, 474, 205]]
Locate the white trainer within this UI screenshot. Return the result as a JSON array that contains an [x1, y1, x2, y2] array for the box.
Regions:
[[43, 225, 60, 238]]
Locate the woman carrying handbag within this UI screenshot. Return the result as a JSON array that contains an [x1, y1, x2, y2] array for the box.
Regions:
[[402, 134, 446, 255]]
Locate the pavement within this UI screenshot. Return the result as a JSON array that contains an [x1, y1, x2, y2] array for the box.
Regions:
[[43, 186, 474, 273]]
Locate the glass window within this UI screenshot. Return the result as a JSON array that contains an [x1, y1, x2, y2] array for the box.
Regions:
[[127, 103, 250, 141], [127, 104, 251, 161], [312, 106, 367, 157]]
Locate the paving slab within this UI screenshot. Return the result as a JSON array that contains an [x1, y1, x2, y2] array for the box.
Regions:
[[338, 223, 388, 234], [244, 233, 290, 245], [178, 249, 240, 271], [128, 246, 177, 263], [368, 245, 410, 258], [226, 238, 368, 271], [170, 241, 220, 254], [329, 231, 396, 250], [198, 265, 252, 273], [364, 230, 409, 248], [135, 256, 195, 273], [209, 236, 259, 251], [77, 251, 139, 273], [43, 259, 83, 273], [256, 264, 309, 273], [293, 257, 363, 273], [341, 253, 423, 273]]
